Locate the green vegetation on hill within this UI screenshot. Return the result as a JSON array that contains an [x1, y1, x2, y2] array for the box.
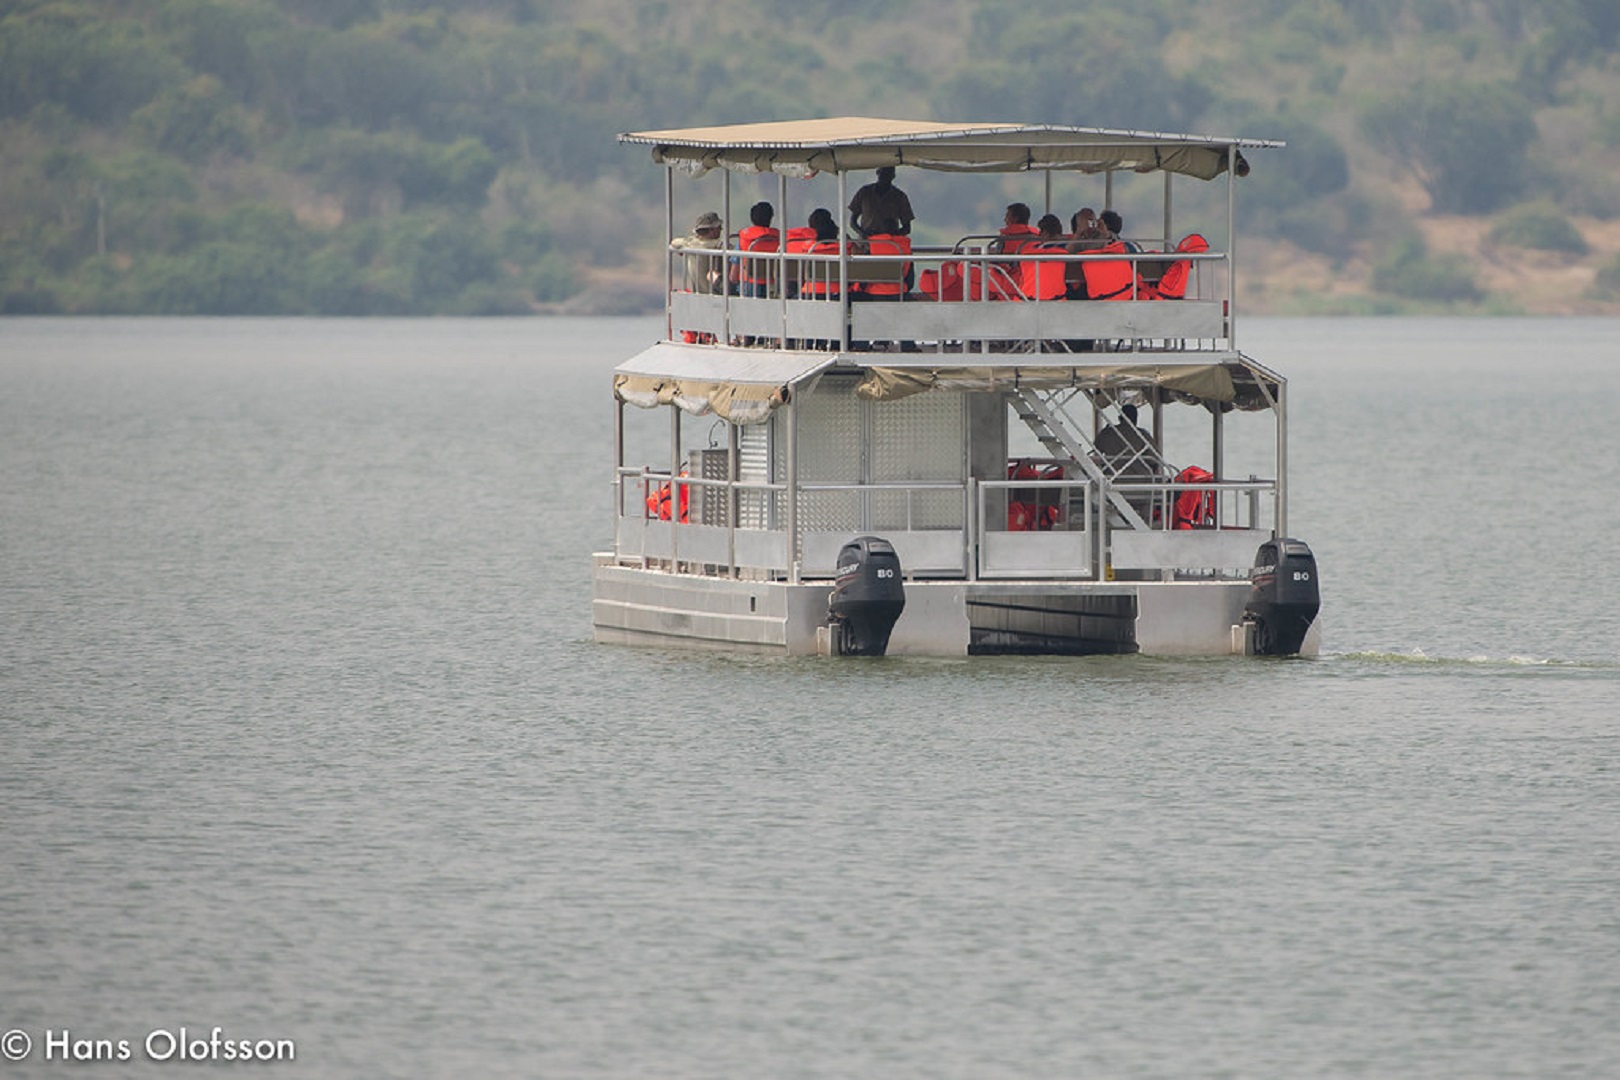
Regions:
[[2, 0, 1618, 314]]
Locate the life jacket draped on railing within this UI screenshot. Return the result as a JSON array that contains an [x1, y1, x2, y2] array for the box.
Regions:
[[1171, 465, 1216, 529], [916, 259, 1019, 302], [1143, 233, 1209, 301]]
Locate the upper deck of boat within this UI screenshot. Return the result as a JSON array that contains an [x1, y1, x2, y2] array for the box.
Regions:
[[621, 118, 1282, 358]]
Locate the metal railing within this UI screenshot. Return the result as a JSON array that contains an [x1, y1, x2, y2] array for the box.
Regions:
[[615, 467, 1276, 581], [668, 242, 1232, 353]]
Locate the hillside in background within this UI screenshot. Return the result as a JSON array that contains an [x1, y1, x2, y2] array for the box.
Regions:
[[3, 0, 1620, 315]]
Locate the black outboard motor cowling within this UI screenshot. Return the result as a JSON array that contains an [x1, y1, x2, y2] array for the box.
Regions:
[[828, 536, 906, 656], [1243, 538, 1320, 656]]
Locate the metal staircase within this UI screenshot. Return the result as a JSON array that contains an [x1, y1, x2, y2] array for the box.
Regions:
[[1009, 388, 1150, 528]]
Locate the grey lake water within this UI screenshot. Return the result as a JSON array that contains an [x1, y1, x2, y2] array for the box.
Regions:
[[2, 316, 1617, 1078]]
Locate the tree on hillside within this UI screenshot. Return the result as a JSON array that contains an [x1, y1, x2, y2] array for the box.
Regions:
[[1359, 80, 1537, 214]]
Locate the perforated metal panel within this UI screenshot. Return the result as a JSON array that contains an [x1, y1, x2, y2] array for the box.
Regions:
[[737, 425, 770, 530], [773, 376, 968, 536], [871, 392, 964, 483], [794, 379, 863, 482], [872, 391, 965, 529], [786, 378, 863, 534]]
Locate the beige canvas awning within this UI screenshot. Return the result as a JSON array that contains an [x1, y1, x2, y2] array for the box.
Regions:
[[854, 357, 1280, 410], [616, 345, 1279, 418], [614, 343, 836, 425], [619, 117, 1276, 181]]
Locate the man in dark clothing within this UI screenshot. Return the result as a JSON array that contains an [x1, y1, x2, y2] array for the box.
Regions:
[[848, 166, 914, 237]]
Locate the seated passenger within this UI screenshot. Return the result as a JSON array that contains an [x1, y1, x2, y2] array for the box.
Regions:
[[735, 201, 780, 298], [670, 210, 724, 342], [1066, 208, 1108, 299], [1099, 209, 1141, 253], [796, 207, 849, 300], [1077, 239, 1145, 301], [669, 210, 725, 294], [781, 213, 819, 298], [1068, 207, 1107, 249], [991, 202, 1040, 264], [1016, 214, 1069, 301]]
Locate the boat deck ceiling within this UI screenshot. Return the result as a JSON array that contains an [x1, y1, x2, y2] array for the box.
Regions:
[[613, 343, 1282, 418], [618, 117, 1282, 180]]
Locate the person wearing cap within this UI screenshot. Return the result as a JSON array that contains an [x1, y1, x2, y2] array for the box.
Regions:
[[670, 210, 727, 294]]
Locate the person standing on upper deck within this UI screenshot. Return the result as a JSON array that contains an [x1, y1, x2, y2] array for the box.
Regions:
[[848, 166, 914, 238]]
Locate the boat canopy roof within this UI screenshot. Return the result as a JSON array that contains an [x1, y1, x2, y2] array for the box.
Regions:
[[619, 117, 1279, 181], [614, 345, 1281, 425]]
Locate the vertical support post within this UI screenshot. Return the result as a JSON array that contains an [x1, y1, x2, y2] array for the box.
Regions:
[[837, 170, 850, 352], [722, 171, 733, 344], [1275, 378, 1288, 539], [664, 168, 675, 343], [786, 397, 799, 582], [670, 405, 682, 567], [614, 397, 625, 560], [1212, 406, 1225, 526], [1163, 171, 1173, 250], [1227, 145, 1238, 353], [777, 172, 789, 348], [728, 421, 740, 577]]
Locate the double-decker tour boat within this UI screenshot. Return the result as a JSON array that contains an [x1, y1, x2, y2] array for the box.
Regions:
[[593, 118, 1320, 658]]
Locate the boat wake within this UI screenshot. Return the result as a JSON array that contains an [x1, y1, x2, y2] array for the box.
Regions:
[[1331, 648, 1620, 673]]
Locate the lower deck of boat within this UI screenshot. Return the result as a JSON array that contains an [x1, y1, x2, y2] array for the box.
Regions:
[[592, 559, 1317, 657]]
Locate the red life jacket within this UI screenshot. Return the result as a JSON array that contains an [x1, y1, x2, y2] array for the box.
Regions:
[[857, 233, 911, 297], [646, 471, 689, 523], [738, 226, 779, 289], [799, 239, 852, 297], [1007, 459, 1064, 530], [1144, 233, 1208, 301], [1079, 241, 1143, 301], [997, 223, 1040, 256], [916, 261, 963, 301], [1017, 241, 1069, 301], [782, 227, 818, 298], [1171, 465, 1215, 529]]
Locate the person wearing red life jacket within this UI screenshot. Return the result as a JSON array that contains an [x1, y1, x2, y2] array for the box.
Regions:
[[1015, 214, 1069, 301], [782, 221, 818, 299], [796, 207, 851, 300], [1078, 240, 1146, 301], [735, 201, 779, 298], [992, 202, 1041, 265]]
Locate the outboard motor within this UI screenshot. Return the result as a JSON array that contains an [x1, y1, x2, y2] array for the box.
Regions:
[[1243, 538, 1320, 657], [828, 536, 906, 656]]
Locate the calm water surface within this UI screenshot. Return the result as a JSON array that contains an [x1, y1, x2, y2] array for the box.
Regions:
[[2, 317, 1617, 1078]]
